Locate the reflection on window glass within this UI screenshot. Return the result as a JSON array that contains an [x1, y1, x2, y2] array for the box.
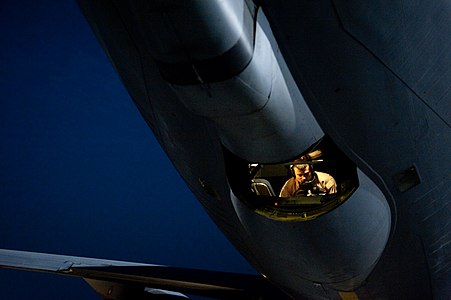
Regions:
[[225, 136, 359, 221]]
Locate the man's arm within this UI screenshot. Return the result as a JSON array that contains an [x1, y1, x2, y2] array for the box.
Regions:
[[279, 178, 294, 197]]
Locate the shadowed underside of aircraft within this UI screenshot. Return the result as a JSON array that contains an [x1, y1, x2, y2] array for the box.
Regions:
[[1, 1, 450, 299]]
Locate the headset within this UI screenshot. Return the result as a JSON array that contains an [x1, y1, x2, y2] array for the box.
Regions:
[[290, 162, 316, 184], [290, 162, 309, 175]]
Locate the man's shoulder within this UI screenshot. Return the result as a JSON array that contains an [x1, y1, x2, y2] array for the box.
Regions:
[[284, 177, 296, 186], [316, 171, 335, 181]]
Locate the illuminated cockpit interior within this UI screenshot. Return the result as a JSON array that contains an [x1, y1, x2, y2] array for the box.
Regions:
[[224, 136, 359, 221]]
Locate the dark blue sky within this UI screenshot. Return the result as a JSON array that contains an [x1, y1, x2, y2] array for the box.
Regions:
[[0, 1, 254, 299]]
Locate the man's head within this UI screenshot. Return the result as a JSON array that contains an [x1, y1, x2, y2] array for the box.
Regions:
[[292, 163, 314, 184]]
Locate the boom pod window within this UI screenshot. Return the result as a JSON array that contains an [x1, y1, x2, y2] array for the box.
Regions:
[[224, 136, 359, 221]]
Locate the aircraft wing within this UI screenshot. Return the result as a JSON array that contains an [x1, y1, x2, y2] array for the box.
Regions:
[[0, 249, 289, 299]]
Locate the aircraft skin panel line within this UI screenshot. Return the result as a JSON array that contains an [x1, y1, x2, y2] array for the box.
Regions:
[[331, 0, 451, 127]]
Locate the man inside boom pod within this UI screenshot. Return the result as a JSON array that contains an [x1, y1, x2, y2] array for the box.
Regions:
[[279, 158, 337, 197]]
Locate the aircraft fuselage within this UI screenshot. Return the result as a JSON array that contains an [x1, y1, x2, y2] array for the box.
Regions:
[[77, 1, 450, 299]]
